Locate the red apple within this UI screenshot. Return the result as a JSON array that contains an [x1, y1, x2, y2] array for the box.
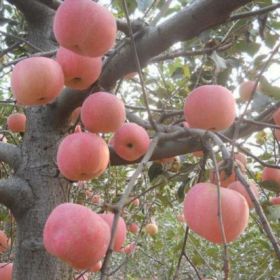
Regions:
[[56, 47, 102, 90], [7, 112, 26, 133], [262, 167, 280, 188], [43, 203, 110, 269], [228, 181, 260, 209], [53, 0, 117, 57], [0, 263, 12, 280], [184, 85, 236, 131], [112, 123, 150, 161], [81, 92, 126, 133], [11, 57, 64, 105], [57, 132, 109, 181], [239, 80, 256, 101], [184, 182, 249, 244], [99, 213, 127, 252]]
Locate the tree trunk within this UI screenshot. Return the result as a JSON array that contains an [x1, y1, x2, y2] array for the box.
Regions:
[[13, 107, 73, 280]]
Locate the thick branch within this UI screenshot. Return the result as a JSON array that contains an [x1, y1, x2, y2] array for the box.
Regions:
[[53, 0, 252, 119], [7, 0, 56, 50], [0, 142, 21, 170], [0, 176, 34, 218], [99, 0, 252, 90]]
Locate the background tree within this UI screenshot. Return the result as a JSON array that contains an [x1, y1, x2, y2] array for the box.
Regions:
[[0, 0, 279, 279]]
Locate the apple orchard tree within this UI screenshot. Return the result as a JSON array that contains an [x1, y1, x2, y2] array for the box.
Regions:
[[0, 0, 280, 279]]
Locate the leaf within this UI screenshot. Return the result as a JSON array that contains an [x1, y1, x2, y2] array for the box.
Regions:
[[260, 180, 280, 193], [148, 162, 163, 182], [259, 77, 280, 100], [268, 205, 280, 221], [210, 51, 227, 73]]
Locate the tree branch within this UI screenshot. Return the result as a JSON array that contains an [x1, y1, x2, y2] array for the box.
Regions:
[[0, 176, 34, 218], [53, 0, 252, 120], [0, 142, 21, 170]]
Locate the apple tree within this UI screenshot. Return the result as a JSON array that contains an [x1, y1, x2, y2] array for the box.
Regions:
[[0, 0, 279, 279]]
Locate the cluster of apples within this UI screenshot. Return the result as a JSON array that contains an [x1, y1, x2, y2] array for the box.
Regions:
[[43, 203, 127, 271], [57, 91, 150, 181]]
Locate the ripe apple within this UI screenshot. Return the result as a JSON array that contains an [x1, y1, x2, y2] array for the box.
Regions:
[[7, 112, 26, 133], [56, 47, 102, 90], [69, 107, 81, 125], [176, 214, 185, 223], [89, 260, 102, 272], [99, 213, 127, 252], [262, 167, 280, 188], [184, 85, 236, 131], [210, 160, 246, 188], [145, 223, 158, 236], [273, 108, 280, 124], [239, 80, 256, 101], [112, 123, 150, 161], [57, 132, 109, 181], [0, 263, 13, 280], [130, 198, 140, 207], [11, 57, 64, 105], [123, 242, 136, 254], [43, 203, 110, 269], [0, 230, 10, 253], [234, 152, 247, 166], [274, 129, 280, 142], [270, 196, 280, 205], [228, 181, 260, 209], [81, 92, 126, 133], [53, 0, 117, 57], [128, 223, 139, 234], [184, 182, 249, 244]]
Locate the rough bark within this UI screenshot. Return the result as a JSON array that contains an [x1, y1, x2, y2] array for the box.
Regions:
[[12, 106, 73, 280]]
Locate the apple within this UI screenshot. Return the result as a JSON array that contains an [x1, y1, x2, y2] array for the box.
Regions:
[[99, 213, 127, 252], [130, 198, 140, 207], [234, 152, 247, 166], [262, 167, 280, 188], [112, 123, 150, 161], [210, 160, 246, 188], [128, 223, 139, 234], [239, 80, 256, 101], [89, 260, 102, 272], [7, 112, 26, 133], [0, 263, 13, 280], [270, 196, 280, 205], [184, 85, 236, 131], [0, 230, 10, 253], [11, 57, 64, 105], [273, 108, 280, 124], [176, 214, 185, 223], [56, 47, 102, 90], [145, 223, 158, 236], [57, 132, 109, 181], [53, 0, 117, 57], [275, 129, 280, 142], [69, 107, 81, 125], [228, 181, 260, 209], [123, 242, 136, 254], [43, 203, 110, 269], [183, 182, 249, 244], [81, 92, 126, 133]]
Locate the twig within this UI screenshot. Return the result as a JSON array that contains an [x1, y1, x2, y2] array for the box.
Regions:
[[100, 137, 159, 279], [230, 3, 280, 21], [122, 0, 158, 132], [209, 147, 230, 280], [236, 168, 280, 261]]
